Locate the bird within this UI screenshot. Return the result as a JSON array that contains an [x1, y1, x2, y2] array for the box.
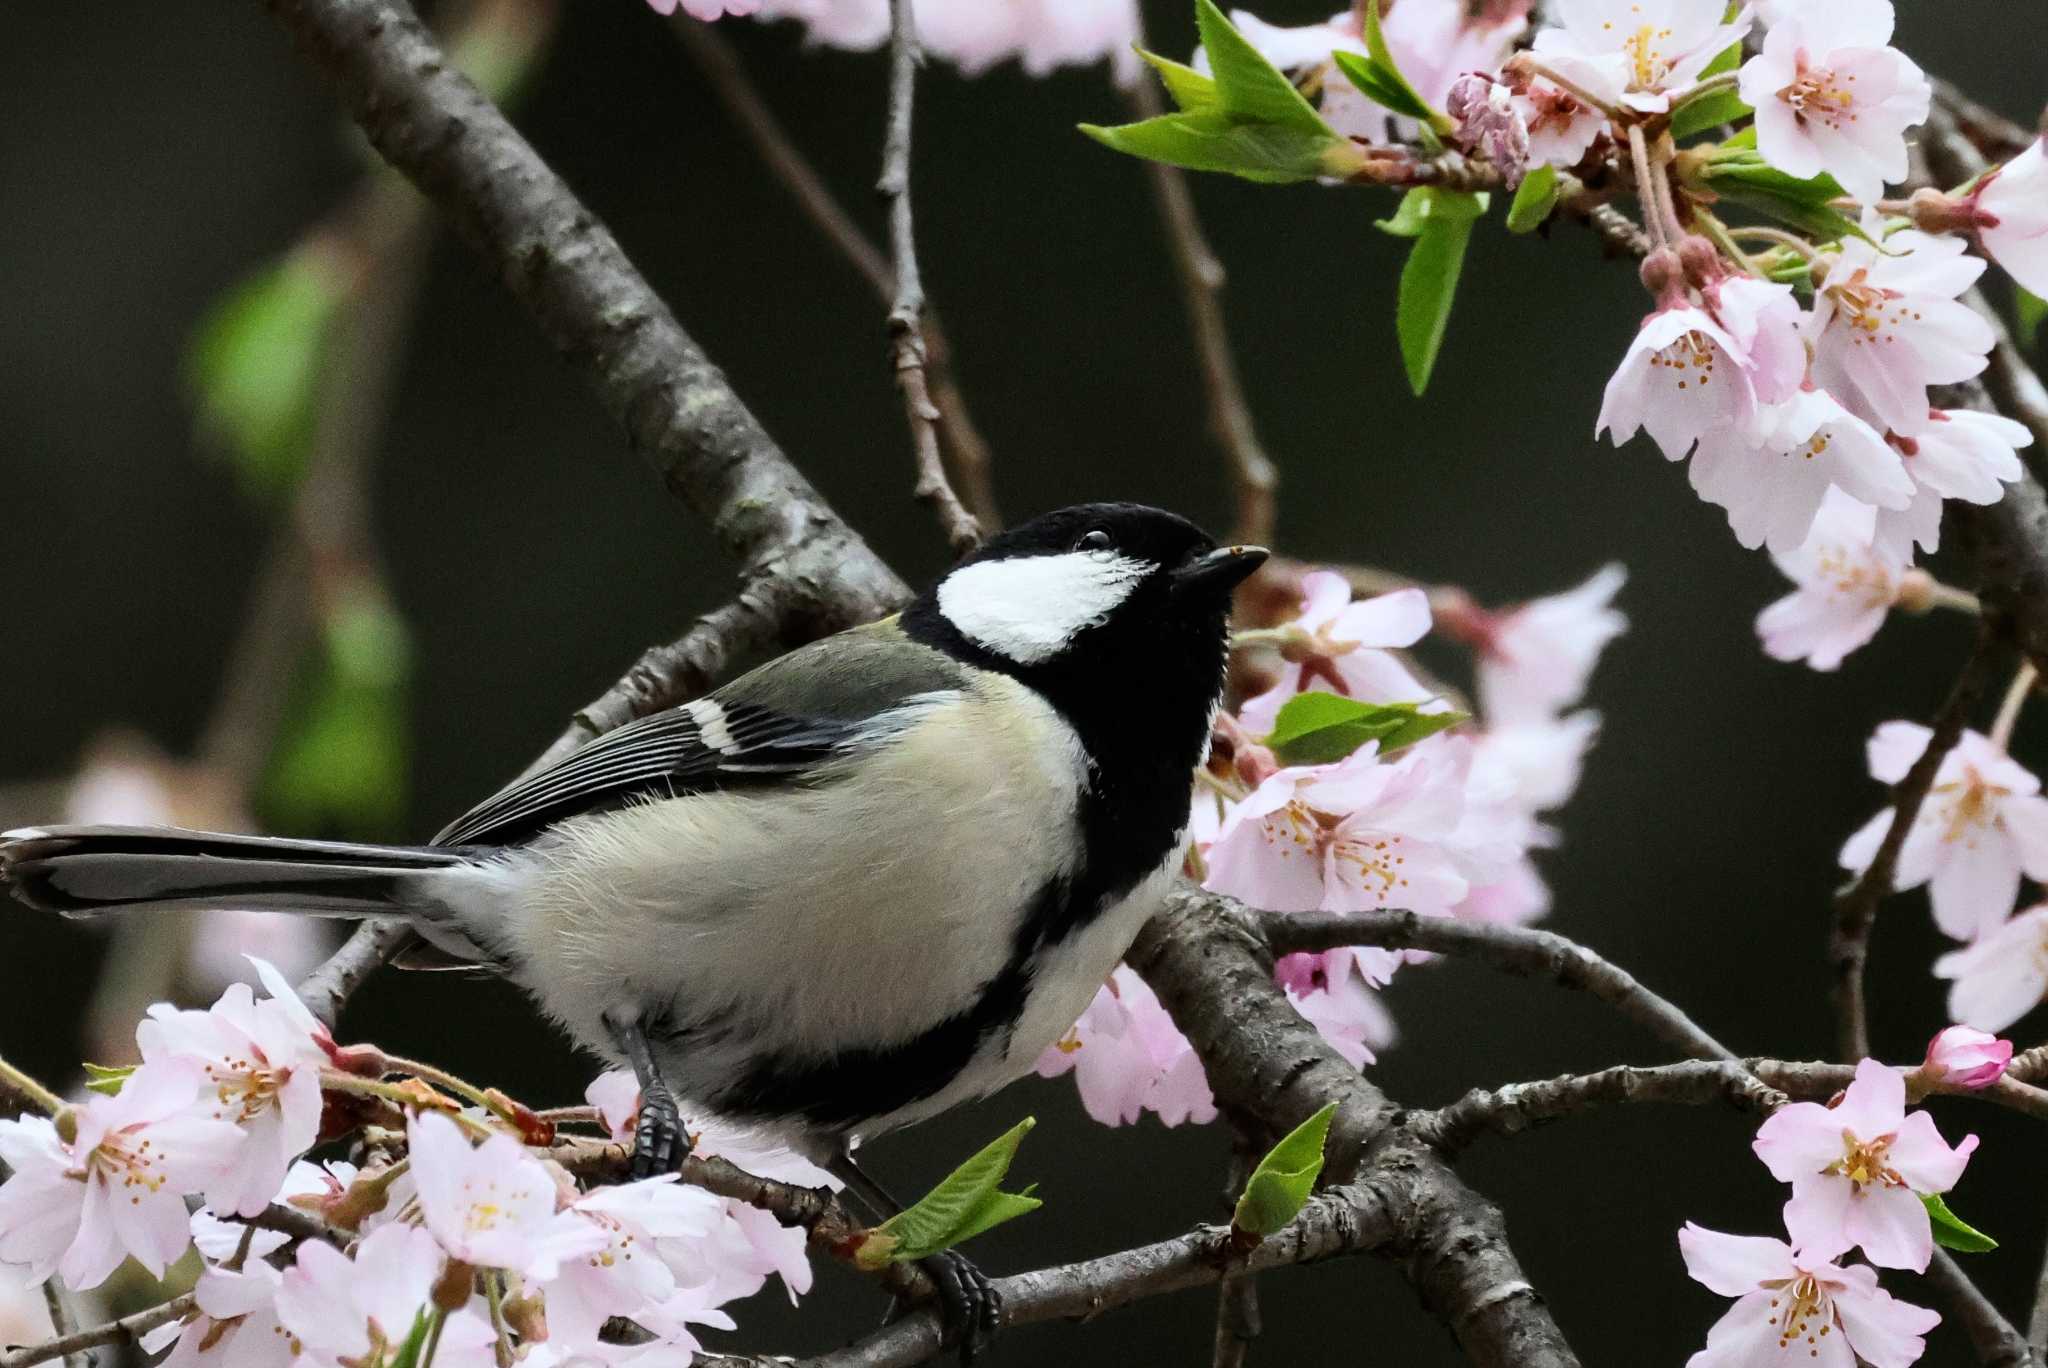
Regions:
[[1, 502, 1266, 1359]]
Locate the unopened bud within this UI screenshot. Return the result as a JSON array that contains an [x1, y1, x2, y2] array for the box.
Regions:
[[1639, 246, 1684, 299], [432, 1259, 478, 1313], [1914, 1025, 2012, 1091], [1676, 234, 1725, 286], [1906, 186, 1972, 235], [1894, 568, 1936, 614]]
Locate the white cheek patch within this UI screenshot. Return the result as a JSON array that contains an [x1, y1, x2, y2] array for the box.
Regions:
[[936, 551, 1151, 665]]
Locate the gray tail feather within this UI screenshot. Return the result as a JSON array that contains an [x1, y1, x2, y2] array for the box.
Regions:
[[0, 824, 472, 920]]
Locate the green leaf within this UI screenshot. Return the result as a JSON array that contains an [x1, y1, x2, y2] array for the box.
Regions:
[[860, 1119, 1043, 1267], [1193, 0, 1326, 133], [1374, 187, 1434, 239], [187, 250, 347, 498], [1136, 48, 1220, 112], [1395, 189, 1485, 395], [1266, 693, 1467, 765], [1505, 164, 1560, 234], [1700, 150, 1868, 244], [1081, 112, 1352, 184], [82, 1063, 134, 1096], [2018, 287, 2046, 352], [1922, 1193, 1997, 1253], [1232, 1102, 1337, 1238], [388, 1312, 434, 1368], [1361, 0, 1448, 134], [1329, 49, 1436, 127], [262, 589, 412, 837], [1670, 87, 1752, 142]]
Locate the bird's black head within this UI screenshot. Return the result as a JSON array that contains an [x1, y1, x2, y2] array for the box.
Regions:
[[904, 501, 1266, 780]]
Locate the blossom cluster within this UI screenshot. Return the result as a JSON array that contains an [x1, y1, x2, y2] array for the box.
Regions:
[[1679, 1053, 1994, 1367], [1037, 563, 1625, 1124], [0, 962, 824, 1368]]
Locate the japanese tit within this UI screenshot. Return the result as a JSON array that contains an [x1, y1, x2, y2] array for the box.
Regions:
[[2, 502, 1265, 1353]]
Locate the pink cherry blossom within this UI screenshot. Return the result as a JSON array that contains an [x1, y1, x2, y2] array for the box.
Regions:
[[1757, 486, 1904, 670], [1752, 1058, 1977, 1271], [1237, 574, 1434, 734], [1470, 713, 1601, 813], [1531, 0, 1750, 116], [142, 1262, 295, 1368], [407, 1111, 606, 1281], [1450, 856, 1554, 927], [1738, 0, 1930, 203], [1035, 966, 1215, 1127], [1841, 724, 2048, 940], [550, 1177, 731, 1344], [1934, 904, 2048, 1032], [1970, 138, 2048, 297], [275, 1222, 495, 1368], [0, 1064, 240, 1289], [1204, 743, 1476, 917], [0, 1265, 53, 1346], [1705, 276, 1808, 407], [1677, 1222, 1939, 1368], [1806, 221, 1993, 436], [1873, 408, 2032, 558], [1467, 564, 1626, 724], [1918, 1025, 2012, 1090], [645, 0, 763, 18], [1510, 77, 1604, 169], [135, 957, 328, 1218], [1598, 305, 1759, 463], [1278, 948, 1397, 1067], [1689, 388, 1913, 553], [677, 0, 1142, 82]]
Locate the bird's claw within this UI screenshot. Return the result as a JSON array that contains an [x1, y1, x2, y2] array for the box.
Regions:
[[918, 1248, 1002, 1365], [628, 1085, 690, 1179]]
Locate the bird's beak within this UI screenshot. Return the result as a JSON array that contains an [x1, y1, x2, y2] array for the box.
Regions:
[[1172, 545, 1269, 598]]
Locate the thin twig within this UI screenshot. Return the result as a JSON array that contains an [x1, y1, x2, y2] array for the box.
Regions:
[[878, 0, 979, 557], [1260, 908, 1737, 1061], [1210, 1141, 1260, 1368], [294, 920, 414, 1028], [1830, 626, 2003, 1061], [1416, 1060, 1788, 1152], [1927, 1249, 2043, 1368], [38, 1283, 90, 1368], [667, 17, 999, 529], [1122, 75, 1276, 547], [1933, 78, 2038, 161], [0, 1296, 195, 1368]]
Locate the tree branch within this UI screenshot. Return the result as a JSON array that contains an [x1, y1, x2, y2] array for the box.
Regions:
[[1415, 1060, 1787, 1153], [1829, 625, 2003, 1061], [667, 17, 1000, 529], [0, 1296, 194, 1368], [879, 0, 980, 557], [1927, 1250, 2043, 1368], [1260, 908, 1737, 1061]]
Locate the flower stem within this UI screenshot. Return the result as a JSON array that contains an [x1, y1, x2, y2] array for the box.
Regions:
[[1665, 69, 1741, 111], [419, 1311, 449, 1368], [1515, 57, 1623, 121], [319, 1070, 499, 1139], [1693, 208, 1765, 278], [1229, 627, 1296, 651], [0, 1054, 67, 1120], [380, 1054, 516, 1125], [1627, 124, 1671, 250], [1727, 225, 1820, 260], [1990, 661, 2039, 750]]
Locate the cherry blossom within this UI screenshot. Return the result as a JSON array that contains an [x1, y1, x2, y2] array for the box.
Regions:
[[1840, 723, 2048, 940], [1462, 564, 1627, 724], [1738, 0, 1931, 203], [1934, 904, 2048, 1032], [135, 957, 328, 1218], [1204, 743, 1477, 917], [1756, 486, 1904, 670], [142, 1261, 295, 1368], [1752, 1058, 1977, 1270], [1969, 137, 2048, 297], [0, 1064, 240, 1289], [1806, 222, 1993, 437], [1704, 276, 1807, 408], [1509, 76, 1604, 169], [645, 0, 761, 19], [1451, 856, 1554, 927], [1598, 304, 1760, 463], [1530, 0, 1750, 116], [1236, 574, 1434, 734], [0, 1265, 53, 1346], [1446, 74, 1530, 187], [1917, 1025, 2012, 1090], [1873, 408, 2033, 559], [1689, 387, 1913, 553], [275, 1222, 496, 1368], [551, 1177, 735, 1344], [407, 1110, 606, 1281], [1470, 713, 1602, 813], [1277, 948, 1397, 1067], [1677, 1222, 1939, 1368], [1035, 966, 1215, 1127]]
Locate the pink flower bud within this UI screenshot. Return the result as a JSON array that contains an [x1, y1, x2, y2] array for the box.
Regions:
[[1920, 1026, 2011, 1090]]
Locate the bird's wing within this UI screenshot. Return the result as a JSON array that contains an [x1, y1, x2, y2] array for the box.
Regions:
[[432, 620, 966, 848]]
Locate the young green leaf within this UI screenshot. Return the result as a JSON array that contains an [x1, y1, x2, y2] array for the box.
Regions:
[[1329, 49, 1436, 125], [82, 1063, 134, 1096], [856, 1118, 1043, 1269], [1360, 0, 1450, 135], [1921, 1193, 1997, 1253], [1136, 48, 1220, 112], [1193, 0, 1327, 133], [1265, 692, 1466, 765], [1375, 187, 1434, 239], [1670, 87, 1752, 141], [1232, 1102, 1338, 1239], [387, 1312, 435, 1368], [1397, 190, 1485, 395], [1505, 163, 1560, 233], [187, 249, 347, 498], [1081, 112, 1352, 184], [1700, 151, 1868, 244]]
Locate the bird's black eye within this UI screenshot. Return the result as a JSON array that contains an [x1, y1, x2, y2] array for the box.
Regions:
[[1076, 528, 1113, 553]]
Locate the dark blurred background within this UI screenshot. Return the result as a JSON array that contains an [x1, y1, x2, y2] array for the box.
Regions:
[[3, 2, 2045, 1362]]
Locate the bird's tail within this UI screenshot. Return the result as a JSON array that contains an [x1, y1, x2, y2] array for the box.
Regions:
[[0, 824, 472, 920]]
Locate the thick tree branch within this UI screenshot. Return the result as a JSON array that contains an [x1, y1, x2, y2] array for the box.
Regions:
[[668, 17, 1000, 529], [878, 0, 979, 557], [1829, 625, 2003, 1061], [1261, 908, 1736, 1061], [1416, 1060, 1788, 1152], [1134, 889, 1579, 1367], [1928, 1250, 2043, 1368]]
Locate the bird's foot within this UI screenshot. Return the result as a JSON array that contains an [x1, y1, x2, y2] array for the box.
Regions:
[[917, 1248, 1002, 1365], [628, 1085, 691, 1179]]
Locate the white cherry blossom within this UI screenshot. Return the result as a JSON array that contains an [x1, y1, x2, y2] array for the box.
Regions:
[[1757, 486, 1904, 670], [1689, 387, 1913, 553], [1970, 137, 2048, 298]]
